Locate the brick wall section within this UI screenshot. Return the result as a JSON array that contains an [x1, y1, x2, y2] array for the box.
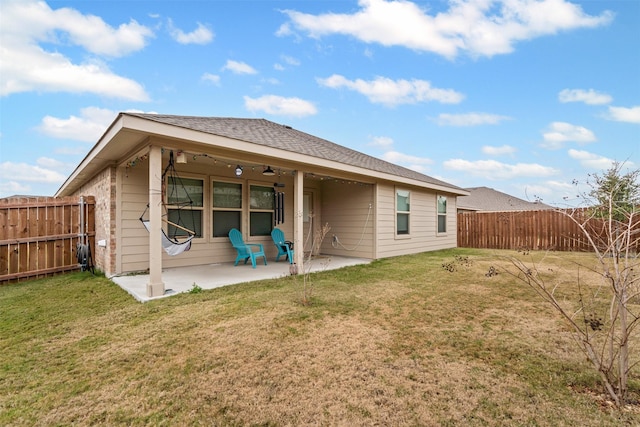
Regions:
[[71, 166, 116, 275]]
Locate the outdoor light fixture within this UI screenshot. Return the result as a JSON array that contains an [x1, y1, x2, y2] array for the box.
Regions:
[[175, 150, 187, 164], [235, 165, 243, 177], [263, 166, 275, 176]]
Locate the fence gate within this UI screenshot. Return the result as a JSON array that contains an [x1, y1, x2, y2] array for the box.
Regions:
[[0, 196, 95, 283]]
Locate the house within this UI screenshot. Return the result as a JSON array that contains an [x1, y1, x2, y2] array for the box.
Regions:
[[457, 186, 554, 213], [55, 113, 469, 297]]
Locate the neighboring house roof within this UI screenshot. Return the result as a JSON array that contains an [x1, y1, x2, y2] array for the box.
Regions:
[[457, 186, 554, 212], [56, 113, 469, 197]]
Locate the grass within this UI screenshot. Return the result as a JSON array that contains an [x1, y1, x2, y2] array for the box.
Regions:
[[1, 248, 638, 426]]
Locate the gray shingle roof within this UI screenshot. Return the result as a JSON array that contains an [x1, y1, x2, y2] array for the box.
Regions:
[[457, 186, 554, 211], [126, 113, 464, 192]]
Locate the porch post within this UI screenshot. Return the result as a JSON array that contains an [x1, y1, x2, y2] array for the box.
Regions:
[[147, 145, 165, 297], [293, 170, 304, 271]]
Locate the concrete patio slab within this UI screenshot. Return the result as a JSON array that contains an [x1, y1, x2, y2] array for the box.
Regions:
[[110, 256, 371, 302]]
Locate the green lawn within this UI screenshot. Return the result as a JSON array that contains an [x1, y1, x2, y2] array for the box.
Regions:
[[1, 248, 638, 426]]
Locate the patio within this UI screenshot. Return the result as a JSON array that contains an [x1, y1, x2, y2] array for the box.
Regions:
[[110, 255, 371, 302]]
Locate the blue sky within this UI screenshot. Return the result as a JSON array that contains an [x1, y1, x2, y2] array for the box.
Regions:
[[1, 0, 638, 207]]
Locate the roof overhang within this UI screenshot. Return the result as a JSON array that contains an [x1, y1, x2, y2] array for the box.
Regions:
[[56, 114, 470, 197]]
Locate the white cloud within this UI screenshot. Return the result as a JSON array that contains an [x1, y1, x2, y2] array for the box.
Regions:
[[436, 112, 510, 126], [263, 77, 281, 85], [35, 157, 68, 170], [541, 180, 577, 194], [281, 55, 300, 66], [380, 151, 432, 164], [0, 180, 32, 197], [244, 95, 317, 117], [0, 0, 151, 100], [168, 20, 214, 44], [520, 183, 555, 200], [558, 88, 612, 105], [201, 73, 221, 85], [525, 180, 583, 206], [222, 60, 258, 75], [369, 136, 394, 147], [0, 158, 68, 184], [38, 107, 156, 142], [0, 155, 77, 197], [605, 106, 640, 124], [541, 122, 596, 149], [317, 74, 463, 107], [38, 107, 116, 142], [275, 22, 295, 38], [482, 145, 516, 156], [280, 0, 613, 59], [380, 151, 433, 172], [1, 51, 150, 100], [443, 158, 558, 179], [568, 149, 617, 170], [275, 55, 301, 71], [2, 0, 153, 57]]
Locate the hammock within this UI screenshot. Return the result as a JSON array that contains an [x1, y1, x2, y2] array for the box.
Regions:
[[140, 150, 197, 256], [140, 219, 193, 256]]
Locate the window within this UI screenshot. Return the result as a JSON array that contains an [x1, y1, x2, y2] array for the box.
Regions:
[[396, 189, 410, 235], [250, 184, 274, 236], [166, 176, 203, 238], [437, 195, 447, 233], [212, 181, 242, 237]]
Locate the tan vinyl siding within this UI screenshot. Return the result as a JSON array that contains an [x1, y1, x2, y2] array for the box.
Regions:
[[120, 160, 226, 273], [376, 183, 457, 258], [319, 180, 374, 259], [116, 155, 297, 274], [119, 163, 151, 273], [301, 179, 321, 254]]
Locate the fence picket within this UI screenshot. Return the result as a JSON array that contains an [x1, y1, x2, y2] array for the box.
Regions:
[[0, 196, 95, 283], [457, 209, 640, 252]]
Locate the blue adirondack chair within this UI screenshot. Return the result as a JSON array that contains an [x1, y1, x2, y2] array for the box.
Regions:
[[228, 228, 267, 268], [271, 228, 294, 264]]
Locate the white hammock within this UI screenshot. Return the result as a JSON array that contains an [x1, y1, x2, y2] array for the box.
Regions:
[[139, 151, 196, 257], [141, 219, 193, 256]]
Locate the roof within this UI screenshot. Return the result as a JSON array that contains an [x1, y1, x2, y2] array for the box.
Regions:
[[457, 186, 554, 212], [56, 113, 468, 197], [126, 113, 465, 193]]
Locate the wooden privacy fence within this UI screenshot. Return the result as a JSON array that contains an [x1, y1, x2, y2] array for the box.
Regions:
[[457, 209, 640, 252], [0, 196, 95, 283]]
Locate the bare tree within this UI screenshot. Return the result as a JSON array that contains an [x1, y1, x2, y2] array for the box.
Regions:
[[295, 211, 331, 306], [506, 162, 640, 407]]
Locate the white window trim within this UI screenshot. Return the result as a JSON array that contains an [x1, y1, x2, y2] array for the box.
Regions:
[[395, 187, 411, 239], [437, 194, 447, 236], [211, 178, 243, 239], [248, 182, 275, 237], [165, 172, 206, 240]]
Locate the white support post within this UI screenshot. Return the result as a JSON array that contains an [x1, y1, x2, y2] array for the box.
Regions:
[[147, 145, 164, 297], [293, 170, 304, 271]]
